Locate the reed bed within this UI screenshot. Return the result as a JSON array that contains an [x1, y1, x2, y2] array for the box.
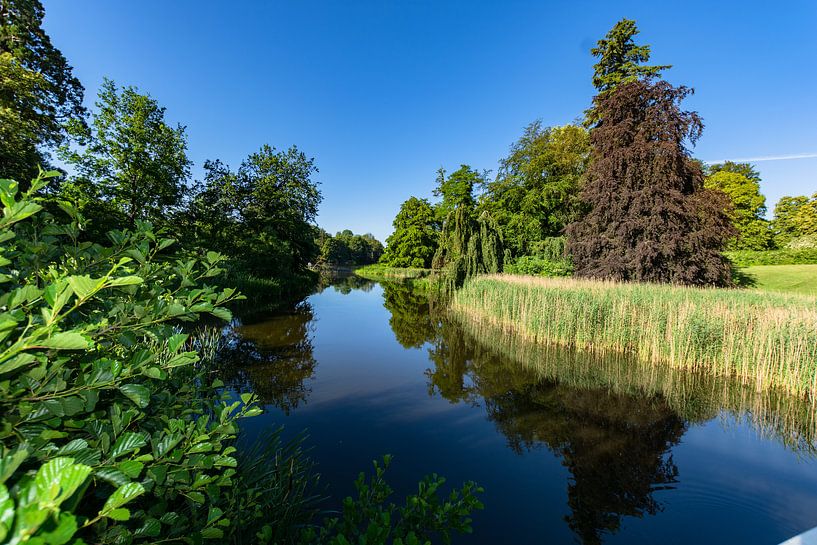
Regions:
[[447, 315, 817, 452], [451, 274, 817, 401]]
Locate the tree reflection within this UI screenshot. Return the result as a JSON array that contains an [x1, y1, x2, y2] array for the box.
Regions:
[[419, 304, 686, 544], [381, 281, 438, 349], [218, 302, 317, 414]]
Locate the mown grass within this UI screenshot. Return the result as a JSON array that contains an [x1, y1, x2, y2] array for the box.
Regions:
[[738, 264, 817, 296], [451, 275, 817, 400]]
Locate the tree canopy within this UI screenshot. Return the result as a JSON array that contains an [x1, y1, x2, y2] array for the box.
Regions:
[[380, 197, 439, 268], [704, 167, 772, 250], [480, 122, 589, 256], [60, 79, 191, 227], [0, 0, 85, 180], [567, 79, 734, 285]]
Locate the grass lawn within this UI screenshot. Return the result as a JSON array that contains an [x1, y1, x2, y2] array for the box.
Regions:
[[739, 264, 817, 296]]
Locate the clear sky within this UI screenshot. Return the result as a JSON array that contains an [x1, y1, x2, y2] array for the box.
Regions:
[[42, 0, 817, 243]]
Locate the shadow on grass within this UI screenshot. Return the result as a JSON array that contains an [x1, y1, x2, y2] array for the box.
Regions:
[[732, 268, 757, 288]]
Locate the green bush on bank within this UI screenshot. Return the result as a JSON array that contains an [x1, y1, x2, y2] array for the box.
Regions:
[[503, 255, 573, 277], [725, 248, 817, 267], [0, 173, 252, 543], [0, 173, 484, 544]]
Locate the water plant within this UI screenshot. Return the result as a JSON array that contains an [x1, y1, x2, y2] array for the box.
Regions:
[[451, 275, 817, 400]]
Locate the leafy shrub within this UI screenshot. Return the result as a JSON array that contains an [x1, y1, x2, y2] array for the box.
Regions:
[[505, 255, 573, 277], [786, 235, 817, 250], [0, 172, 485, 544], [298, 456, 484, 545], [0, 172, 253, 543], [724, 248, 817, 267]]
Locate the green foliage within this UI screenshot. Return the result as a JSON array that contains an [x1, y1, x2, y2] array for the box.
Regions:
[[481, 123, 589, 256], [381, 197, 439, 268], [432, 207, 504, 289], [586, 18, 670, 124], [299, 456, 484, 545], [0, 172, 270, 544], [0, 0, 85, 181], [432, 165, 482, 224], [504, 255, 573, 277], [704, 166, 773, 250], [59, 78, 191, 227], [772, 193, 817, 247], [183, 146, 322, 280], [590, 18, 670, 93], [724, 248, 817, 267], [318, 229, 384, 266]]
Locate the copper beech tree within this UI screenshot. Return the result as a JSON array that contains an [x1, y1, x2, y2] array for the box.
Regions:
[[566, 79, 735, 286]]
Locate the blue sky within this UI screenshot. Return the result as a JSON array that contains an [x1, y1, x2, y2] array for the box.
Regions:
[[43, 0, 816, 243]]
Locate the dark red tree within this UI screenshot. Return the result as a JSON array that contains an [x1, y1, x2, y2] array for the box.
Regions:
[[566, 79, 735, 286]]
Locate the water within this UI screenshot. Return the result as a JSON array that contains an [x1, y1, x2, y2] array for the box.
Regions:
[[224, 277, 817, 545]]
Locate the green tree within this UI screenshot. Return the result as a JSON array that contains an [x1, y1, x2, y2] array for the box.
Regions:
[[60, 79, 191, 227], [480, 122, 589, 256], [591, 18, 670, 92], [433, 165, 482, 224], [567, 79, 735, 285], [587, 18, 670, 124], [704, 168, 773, 250], [381, 197, 438, 268], [190, 145, 322, 279], [773, 193, 817, 246], [0, 0, 85, 180]]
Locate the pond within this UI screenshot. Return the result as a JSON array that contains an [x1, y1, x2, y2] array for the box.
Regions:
[[222, 276, 817, 545]]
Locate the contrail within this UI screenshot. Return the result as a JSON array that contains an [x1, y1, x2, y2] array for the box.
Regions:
[[703, 152, 817, 164]]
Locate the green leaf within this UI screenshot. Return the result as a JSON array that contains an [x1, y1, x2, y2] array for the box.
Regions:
[[38, 332, 90, 350], [39, 512, 78, 545], [135, 517, 161, 537], [35, 457, 92, 506], [0, 485, 14, 542], [106, 276, 144, 288], [201, 527, 224, 539], [67, 275, 99, 300], [117, 460, 144, 479], [107, 508, 130, 521], [167, 333, 188, 353], [109, 432, 147, 459], [119, 384, 151, 408], [208, 307, 232, 321], [100, 482, 145, 517]]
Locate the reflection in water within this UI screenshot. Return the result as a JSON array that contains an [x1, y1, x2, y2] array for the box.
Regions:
[[378, 280, 817, 544], [218, 302, 317, 413], [224, 278, 817, 544], [382, 282, 437, 349]]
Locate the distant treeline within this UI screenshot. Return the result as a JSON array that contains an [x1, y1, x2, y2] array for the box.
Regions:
[[314, 229, 384, 267]]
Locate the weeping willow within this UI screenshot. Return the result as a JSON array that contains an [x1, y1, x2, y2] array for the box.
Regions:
[[432, 206, 504, 289]]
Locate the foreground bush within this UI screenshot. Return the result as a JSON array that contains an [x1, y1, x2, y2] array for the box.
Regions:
[[0, 173, 252, 543], [451, 275, 817, 399], [0, 173, 484, 544]]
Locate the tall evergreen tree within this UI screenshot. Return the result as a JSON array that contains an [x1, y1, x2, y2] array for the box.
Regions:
[[586, 18, 669, 124], [566, 79, 735, 286], [0, 0, 85, 180]]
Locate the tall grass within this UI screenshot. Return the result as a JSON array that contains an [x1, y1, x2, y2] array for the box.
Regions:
[[448, 315, 817, 452], [451, 275, 817, 400]]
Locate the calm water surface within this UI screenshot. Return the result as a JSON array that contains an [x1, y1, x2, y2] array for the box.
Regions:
[[225, 277, 817, 545]]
